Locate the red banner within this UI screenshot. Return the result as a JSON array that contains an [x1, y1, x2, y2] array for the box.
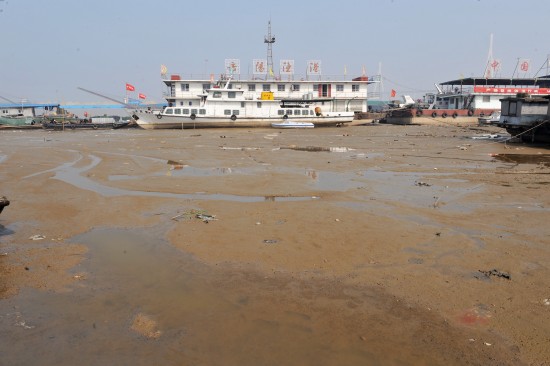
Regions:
[[125, 83, 135, 92], [138, 93, 146, 99], [474, 86, 550, 94], [390, 89, 396, 97]]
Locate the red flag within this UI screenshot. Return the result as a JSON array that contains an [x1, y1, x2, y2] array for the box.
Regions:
[[138, 93, 146, 99], [390, 89, 396, 97], [126, 83, 135, 91]]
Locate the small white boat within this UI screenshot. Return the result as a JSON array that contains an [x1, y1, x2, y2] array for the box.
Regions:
[[271, 120, 314, 129], [478, 111, 501, 125]]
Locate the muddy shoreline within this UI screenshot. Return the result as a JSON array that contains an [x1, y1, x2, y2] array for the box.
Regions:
[[1, 125, 549, 365]]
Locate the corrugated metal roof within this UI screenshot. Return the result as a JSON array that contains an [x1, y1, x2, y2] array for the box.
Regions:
[[440, 75, 550, 87]]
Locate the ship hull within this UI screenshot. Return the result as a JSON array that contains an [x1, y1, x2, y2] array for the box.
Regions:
[[132, 112, 354, 129]]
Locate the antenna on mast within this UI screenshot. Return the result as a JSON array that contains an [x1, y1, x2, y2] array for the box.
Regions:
[[264, 20, 276, 80]]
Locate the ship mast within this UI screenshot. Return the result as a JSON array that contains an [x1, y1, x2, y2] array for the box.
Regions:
[[264, 20, 276, 80], [483, 33, 494, 78]]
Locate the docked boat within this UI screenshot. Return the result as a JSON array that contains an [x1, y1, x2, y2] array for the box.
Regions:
[[0, 114, 40, 128], [131, 78, 355, 129], [384, 76, 550, 125], [271, 120, 314, 128], [478, 111, 501, 125], [0, 102, 84, 128], [496, 94, 550, 142]]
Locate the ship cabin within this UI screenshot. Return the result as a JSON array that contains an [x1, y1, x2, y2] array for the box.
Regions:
[[423, 76, 550, 110], [499, 94, 550, 127], [0, 103, 60, 117], [162, 74, 378, 114]]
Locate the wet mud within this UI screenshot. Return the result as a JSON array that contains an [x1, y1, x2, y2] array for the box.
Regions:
[[0, 126, 548, 365]]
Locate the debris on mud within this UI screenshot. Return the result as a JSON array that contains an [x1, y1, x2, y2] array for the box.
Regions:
[[130, 313, 161, 339], [171, 209, 217, 223], [478, 269, 511, 280], [280, 145, 354, 152], [0, 196, 9, 214]]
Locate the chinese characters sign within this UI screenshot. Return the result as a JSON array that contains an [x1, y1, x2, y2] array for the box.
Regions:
[[484, 59, 501, 78], [474, 87, 550, 94], [225, 59, 240, 75], [253, 59, 267, 75], [307, 60, 321, 75], [280, 60, 294, 75]]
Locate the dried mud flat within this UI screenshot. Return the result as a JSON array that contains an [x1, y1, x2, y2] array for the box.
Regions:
[[0, 124, 549, 365]]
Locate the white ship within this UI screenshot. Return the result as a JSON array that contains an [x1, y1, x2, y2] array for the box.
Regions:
[[131, 77, 356, 129]]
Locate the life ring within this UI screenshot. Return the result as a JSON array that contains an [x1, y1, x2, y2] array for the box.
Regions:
[[230, 114, 237, 121], [441, 112, 448, 118], [190, 114, 196, 120], [431, 112, 437, 118], [283, 114, 288, 120], [156, 114, 162, 119], [416, 109, 423, 117], [467, 109, 474, 116], [452, 112, 458, 118]]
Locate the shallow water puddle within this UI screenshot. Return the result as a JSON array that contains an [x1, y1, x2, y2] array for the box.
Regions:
[[23, 153, 314, 202], [493, 153, 550, 167]]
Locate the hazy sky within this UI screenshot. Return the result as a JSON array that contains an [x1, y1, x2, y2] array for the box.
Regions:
[[1, 0, 549, 105]]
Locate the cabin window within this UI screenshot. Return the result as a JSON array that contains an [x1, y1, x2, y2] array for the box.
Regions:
[[241, 102, 245, 107], [310, 110, 314, 115], [180, 102, 184, 106], [224, 109, 231, 115], [508, 102, 518, 116], [262, 84, 271, 91], [199, 109, 206, 115], [202, 84, 211, 91], [352, 84, 360, 92], [174, 108, 181, 114], [278, 110, 284, 115], [165, 109, 174, 115], [278, 84, 285, 91], [483, 95, 490, 103], [248, 84, 256, 91], [292, 84, 300, 91], [228, 91, 236, 98], [182, 109, 190, 114], [189, 101, 193, 106], [233, 110, 239, 116], [180, 84, 190, 92], [286, 110, 293, 115], [302, 110, 309, 115], [336, 85, 344, 92], [213, 91, 222, 98]]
